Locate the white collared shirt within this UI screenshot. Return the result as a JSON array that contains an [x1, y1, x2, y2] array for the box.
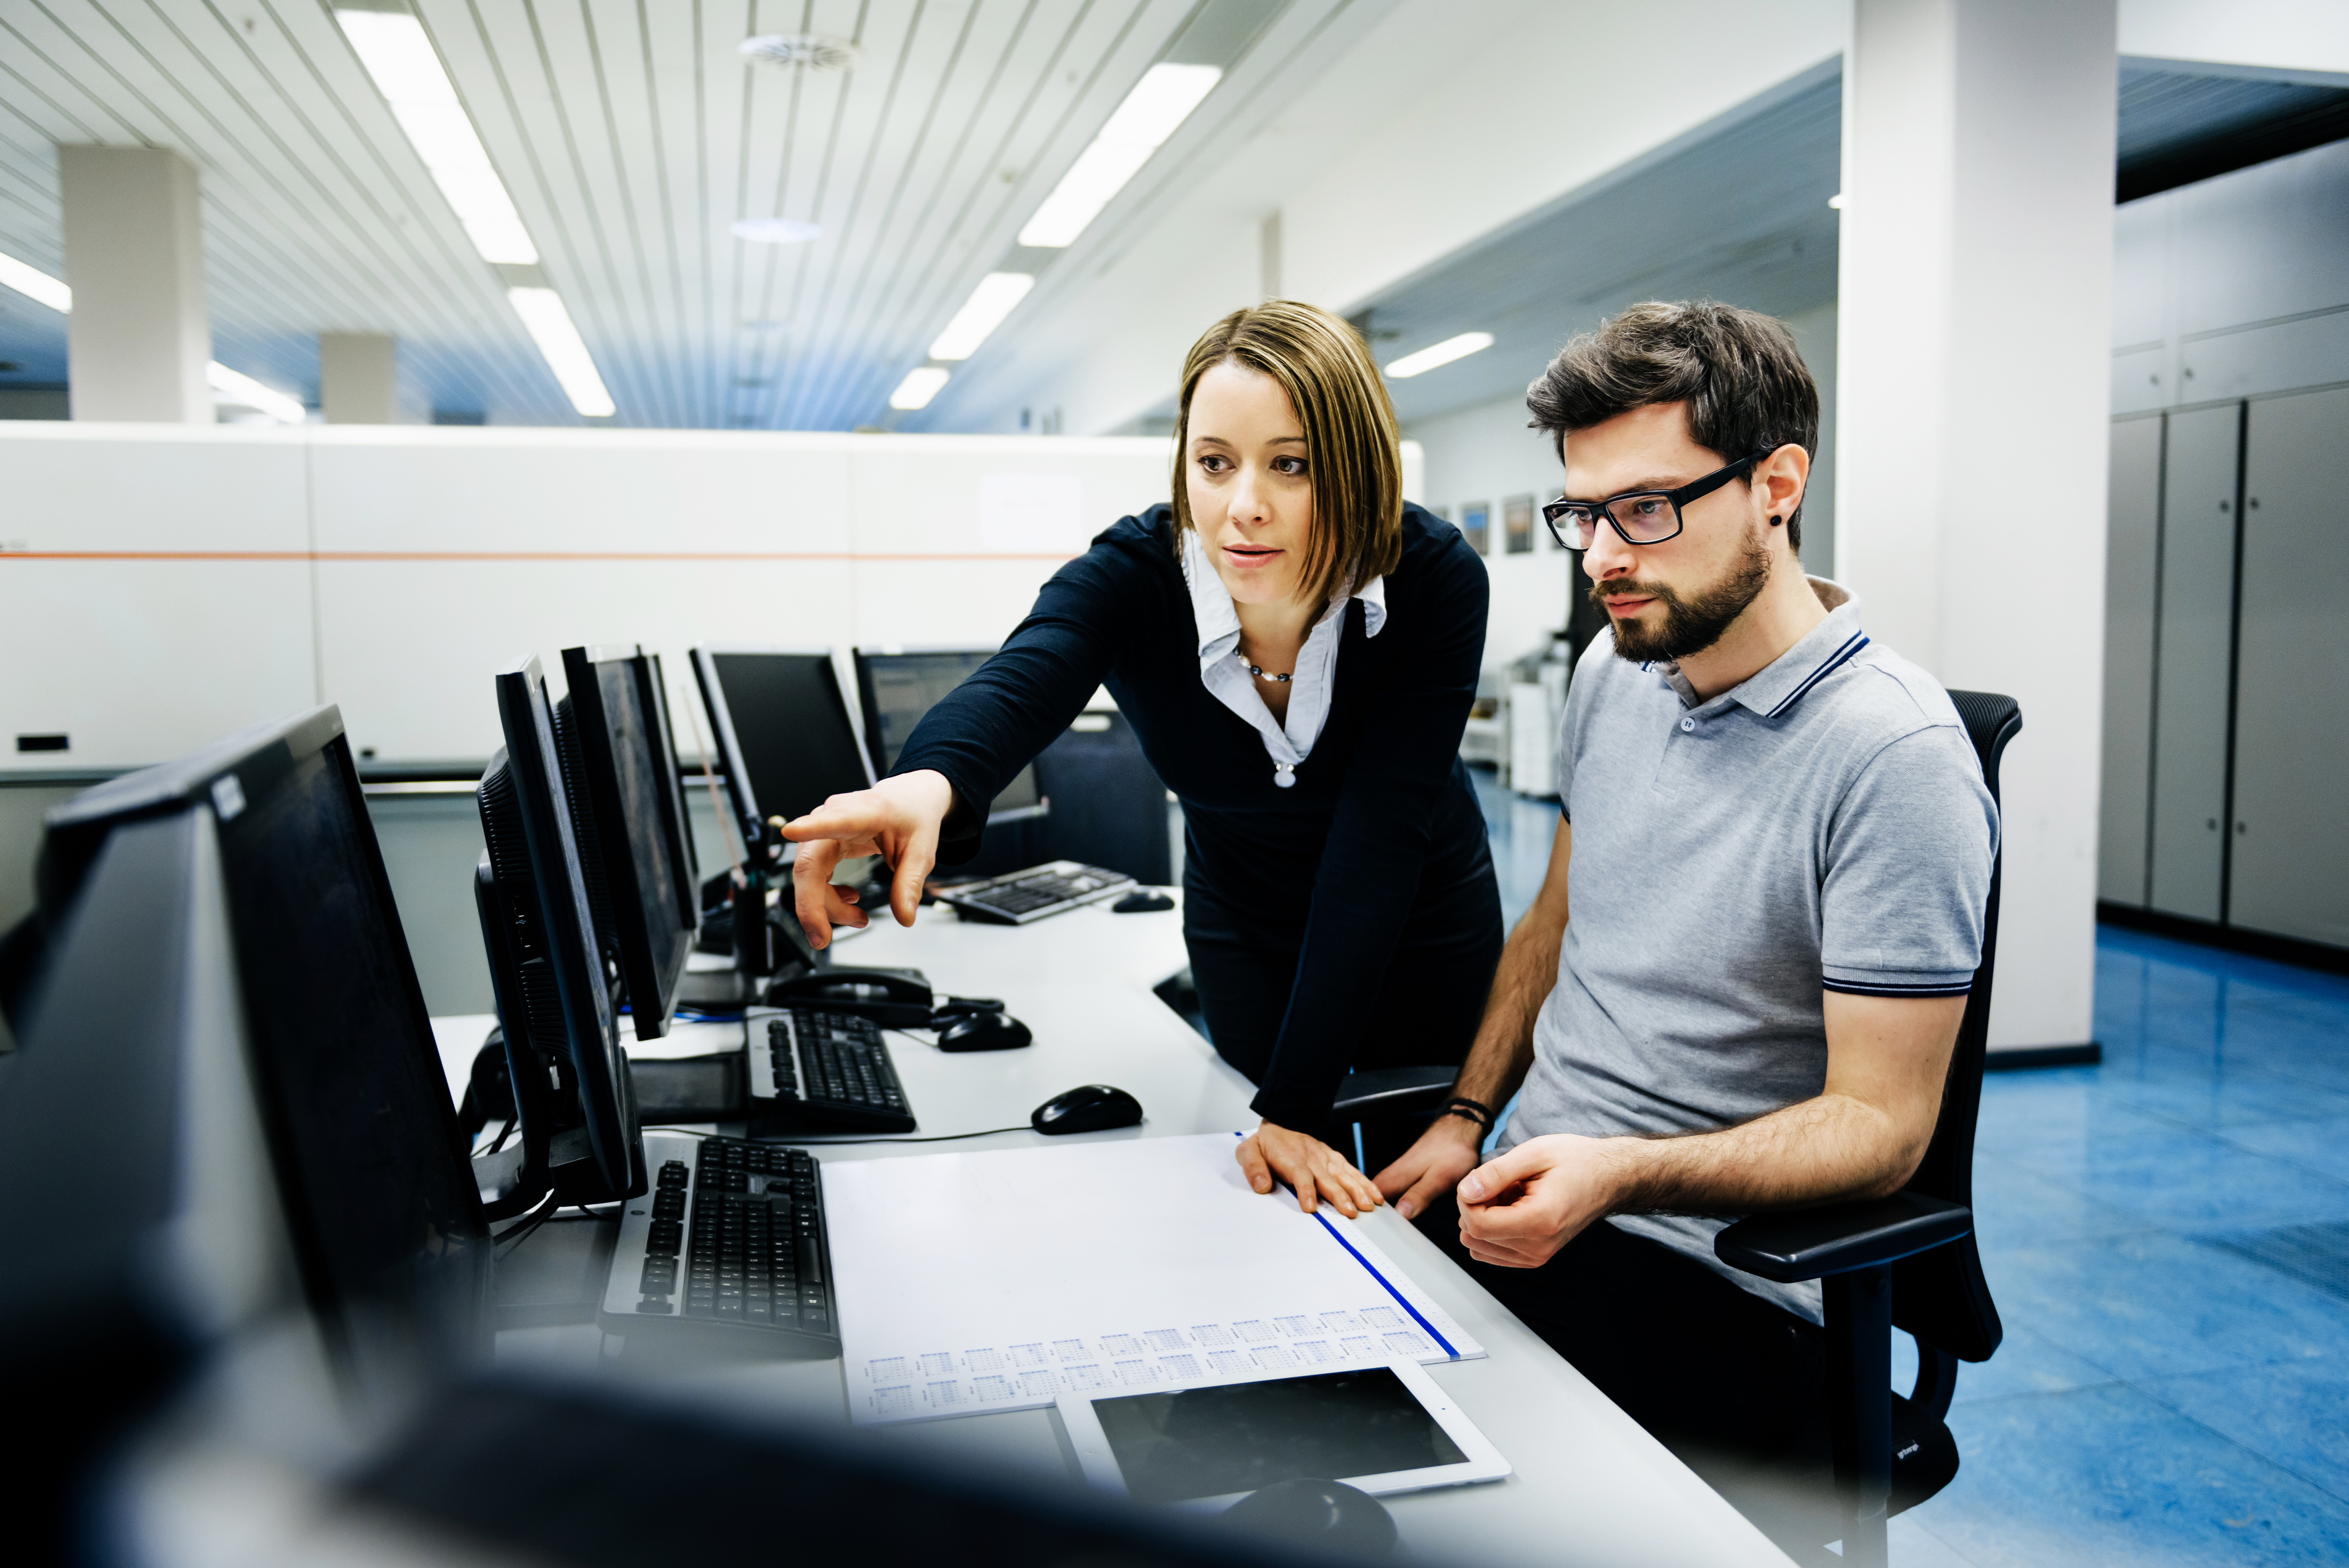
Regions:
[[1180, 529, 1388, 788]]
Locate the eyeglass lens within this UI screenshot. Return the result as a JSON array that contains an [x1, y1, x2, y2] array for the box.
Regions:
[[1551, 494, 1681, 550]]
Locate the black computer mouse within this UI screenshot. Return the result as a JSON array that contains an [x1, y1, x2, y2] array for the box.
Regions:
[[937, 1011, 1032, 1052], [1222, 1478, 1397, 1556], [1112, 889, 1175, 913], [1030, 1084, 1143, 1135]]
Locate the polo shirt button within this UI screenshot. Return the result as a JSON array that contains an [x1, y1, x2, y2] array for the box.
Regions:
[[1680, 717, 1696, 733]]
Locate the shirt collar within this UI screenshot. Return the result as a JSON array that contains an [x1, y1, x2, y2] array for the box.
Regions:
[[1179, 529, 1386, 659], [1652, 577, 1868, 717]]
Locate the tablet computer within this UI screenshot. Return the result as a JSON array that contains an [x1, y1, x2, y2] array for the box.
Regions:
[[1057, 1360, 1510, 1506]]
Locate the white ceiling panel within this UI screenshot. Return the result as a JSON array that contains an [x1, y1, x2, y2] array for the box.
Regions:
[[0, 0, 1268, 426]]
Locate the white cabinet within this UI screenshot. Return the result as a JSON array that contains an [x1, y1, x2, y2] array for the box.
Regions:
[[2147, 406, 2238, 922], [2229, 387, 2349, 948], [2100, 416, 2161, 906]]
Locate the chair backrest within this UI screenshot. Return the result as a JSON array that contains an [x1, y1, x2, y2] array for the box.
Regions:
[[1888, 689, 2021, 1364]]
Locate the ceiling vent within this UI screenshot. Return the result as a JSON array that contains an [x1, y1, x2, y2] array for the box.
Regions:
[[738, 34, 860, 72]]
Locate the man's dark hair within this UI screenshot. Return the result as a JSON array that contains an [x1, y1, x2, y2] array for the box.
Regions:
[[1526, 300, 1821, 549]]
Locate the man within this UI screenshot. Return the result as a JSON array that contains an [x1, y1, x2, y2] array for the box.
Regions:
[[1374, 301, 1995, 1475]]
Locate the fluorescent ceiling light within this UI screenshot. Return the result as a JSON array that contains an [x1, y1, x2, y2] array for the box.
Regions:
[[336, 8, 538, 266], [889, 366, 950, 410], [2, 251, 306, 422], [731, 217, 822, 244], [507, 287, 615, 417], [206, 362, 307, 424], [0, 250, 72, 312], [929, 273, 1034, 360], [1018, 63, 1221, 248], [1385, 331, 1494, 379]]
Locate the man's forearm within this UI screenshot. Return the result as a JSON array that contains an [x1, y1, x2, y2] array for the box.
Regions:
[[1450, 906, 1561, 1112], [1605, 1091, 1927, 1217]]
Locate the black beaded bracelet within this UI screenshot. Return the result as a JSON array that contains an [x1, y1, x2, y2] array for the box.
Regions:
[[1439, 1096, 1494, 1131]]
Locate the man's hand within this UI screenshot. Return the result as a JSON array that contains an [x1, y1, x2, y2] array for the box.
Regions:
[[777, 770, 956, 950], [1455, 1134, 1627, 1269], [1372, 1114, 1486, 1221], [1237, 1123, 1383, 1218]]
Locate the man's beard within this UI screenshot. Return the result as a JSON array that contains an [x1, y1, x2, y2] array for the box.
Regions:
[[1593, 526, 1773, 664]]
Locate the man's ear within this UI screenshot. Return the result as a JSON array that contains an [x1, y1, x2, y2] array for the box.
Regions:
[[1759, 443, 1810, 521]]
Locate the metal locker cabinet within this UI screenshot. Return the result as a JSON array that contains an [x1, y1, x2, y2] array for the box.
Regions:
[[2148, 404, 2238, 922], [2100, 416, 2164, 907], [2229, 387, 2349, 947]]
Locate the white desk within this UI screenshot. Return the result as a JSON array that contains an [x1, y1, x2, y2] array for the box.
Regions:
[[433, 896, 1794, 1568]]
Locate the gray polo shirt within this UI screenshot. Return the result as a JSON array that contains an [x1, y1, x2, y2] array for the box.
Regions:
[[1498, 579, 1996, 1323]]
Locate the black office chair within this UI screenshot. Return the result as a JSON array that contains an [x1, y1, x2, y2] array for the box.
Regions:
[[1330, 1066, 1461, 1175], [1713, 690, 2021, 1568]]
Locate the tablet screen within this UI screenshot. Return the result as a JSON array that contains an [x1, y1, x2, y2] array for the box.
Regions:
[[1092, 1368, 1468, 1504]]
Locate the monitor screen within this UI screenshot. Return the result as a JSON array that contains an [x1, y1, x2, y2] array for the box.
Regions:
[[213, 729, 492, 1395], [853, 648, 1041, 817], [476, 659, 640, 1206], [695, 649, 875, 828], [17, 706, 490, 1405], [557, 646, 694, 1040]]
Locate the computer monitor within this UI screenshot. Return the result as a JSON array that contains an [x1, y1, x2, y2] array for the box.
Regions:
[[0, 706, 490, 1439], [690, 647, 876, 840], [555, 645, 697, 1041], [850, 647, 1045, 823], [474, 657, 644, 1209]]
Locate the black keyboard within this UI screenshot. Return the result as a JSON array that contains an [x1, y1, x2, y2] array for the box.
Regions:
[[599, 1133, 837, 1354], [747, 1008, 916, 1134], [932, 860, 1135, 924]]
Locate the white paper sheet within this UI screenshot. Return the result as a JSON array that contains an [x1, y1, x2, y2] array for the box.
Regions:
[[822, 1132, 1484, 1424]]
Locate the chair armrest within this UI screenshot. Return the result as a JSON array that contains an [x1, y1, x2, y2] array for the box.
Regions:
[[1714, 1192, 1971, 1283], [1328, 1066, 1459, 1123]]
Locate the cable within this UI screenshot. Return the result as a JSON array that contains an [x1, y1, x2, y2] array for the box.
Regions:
[[489, 1188, 561, 1251]]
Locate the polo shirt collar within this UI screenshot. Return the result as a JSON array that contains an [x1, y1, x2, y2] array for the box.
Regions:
[[1180, 529, 1386, 660], [1653, 576, 1868, 718]]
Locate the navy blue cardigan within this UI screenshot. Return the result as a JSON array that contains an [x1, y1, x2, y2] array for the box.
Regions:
[[892, 503, 1491, 1128]]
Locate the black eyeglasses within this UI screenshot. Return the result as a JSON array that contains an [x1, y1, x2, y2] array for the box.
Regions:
[[1541, 450, 1772, 551]]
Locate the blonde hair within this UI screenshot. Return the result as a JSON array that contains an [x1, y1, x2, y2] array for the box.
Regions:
[[1170, 301, 1403, 606]]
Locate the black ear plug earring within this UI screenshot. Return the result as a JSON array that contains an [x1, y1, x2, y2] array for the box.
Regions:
[[1769, 515, 1783, 526]]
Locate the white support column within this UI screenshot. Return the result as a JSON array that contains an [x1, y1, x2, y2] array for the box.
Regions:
[[320, 333, 398, 424], [58, 145, 211, 423], [1835, 0, 2117, 1054]]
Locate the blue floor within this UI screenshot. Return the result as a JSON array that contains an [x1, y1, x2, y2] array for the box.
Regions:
[[1469, 768, 2349, 1565]]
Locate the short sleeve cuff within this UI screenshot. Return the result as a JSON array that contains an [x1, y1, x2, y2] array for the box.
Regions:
[[1822, 967, 1973, 999]]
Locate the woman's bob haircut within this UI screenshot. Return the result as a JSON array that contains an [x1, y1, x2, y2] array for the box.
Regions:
[[1170, 300, 1403, 607]]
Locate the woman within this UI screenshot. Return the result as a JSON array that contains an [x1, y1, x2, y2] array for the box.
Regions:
[[784, 301, 1503, 1215]]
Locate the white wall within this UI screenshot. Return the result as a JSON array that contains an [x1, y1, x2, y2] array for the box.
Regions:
[[1408, 395, 1573, 675], [2118, 0, 2349, 75], [0, 424, 1418, 772], [930, 0, 1847, 438], [0, 425, 1177, 770]]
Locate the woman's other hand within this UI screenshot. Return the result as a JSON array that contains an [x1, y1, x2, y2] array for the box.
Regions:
[[1236, 1121, 1384, 1218], [777, 770, 956, 951]]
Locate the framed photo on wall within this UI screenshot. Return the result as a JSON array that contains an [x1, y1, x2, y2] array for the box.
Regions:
[[1460, 501, 1490, 555], [1504, 493, 1534, 554]]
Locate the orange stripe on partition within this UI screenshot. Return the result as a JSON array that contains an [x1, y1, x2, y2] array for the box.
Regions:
[[0, 549, 1083, 563]]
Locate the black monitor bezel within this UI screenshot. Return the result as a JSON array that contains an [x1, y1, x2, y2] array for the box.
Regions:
[[22, 704, 493, 1392], [690, 645, 874, 838], [559, 645, 694, 1041], [849, 645, 1046, 823], [489, 657, 641, 1202]]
